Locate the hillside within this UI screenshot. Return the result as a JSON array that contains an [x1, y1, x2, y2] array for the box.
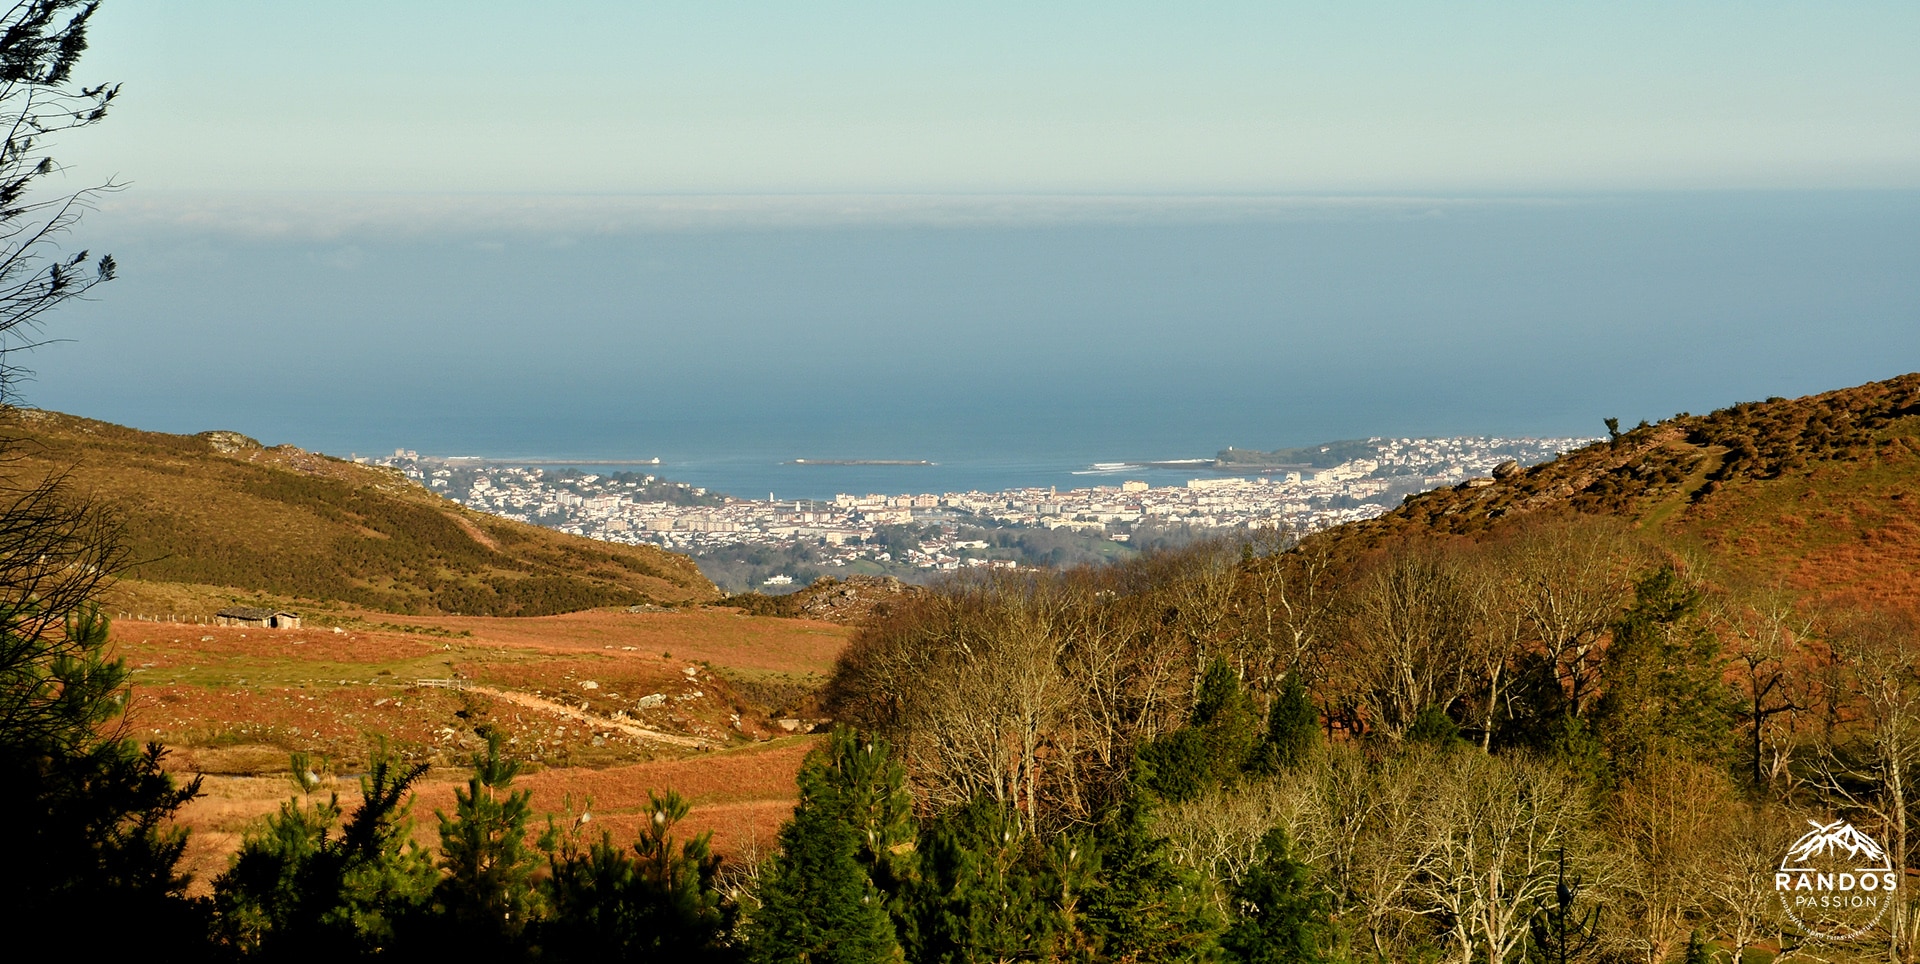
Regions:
[[1308, 372, 1920, 608], [0, 409, 718, 616]]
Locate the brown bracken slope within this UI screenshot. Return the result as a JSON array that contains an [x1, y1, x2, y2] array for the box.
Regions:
[[0, 409, 718, 615], [1309, 372, 1920, 609]]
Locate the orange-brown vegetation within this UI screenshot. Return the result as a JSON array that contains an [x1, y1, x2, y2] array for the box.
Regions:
[[3, 408, 717, 615], [112, 609, 848, 892], [1317, 371, 1920, 608]]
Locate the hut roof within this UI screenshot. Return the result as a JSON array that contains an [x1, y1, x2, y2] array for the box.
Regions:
[[216, 606, 296, 619]]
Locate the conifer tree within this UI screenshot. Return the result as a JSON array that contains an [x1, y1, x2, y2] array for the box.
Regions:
[[213, 746, 435, 957], [539, 789, 734, 961], [1404, 703, 1466, 748], [748, 802, 902, 964], [913, 798, 1064, 963], [0, 464, 206, 953], [1680, 928, 1714, 964], [1593, 564, 1734, 773], [805, 728, 918, 879], [1249, 673, 1320, 774], [1139, 659, 1261, 802], [1081, 790, 1221, 962], [802, 727, 920, 936], [213, 755, 340, 950], [1219, 829, 1336, 964], [0, 5, 207, 951], [748, 728, 910, 963], [434, 729, 542, 947]]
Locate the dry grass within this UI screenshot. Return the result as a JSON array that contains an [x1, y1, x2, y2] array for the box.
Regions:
[[392, 608, 851, 676], [108, 609, 848, 894], [4, 408, 715, 614], [1313, 374, 1920, 613], [169, 739, 817, 895], [1664, 445, 1920, 609]]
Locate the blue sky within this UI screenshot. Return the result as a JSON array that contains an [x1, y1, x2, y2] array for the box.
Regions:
[[71, 2, 1920, 194], [20, 3, 1920, 471]]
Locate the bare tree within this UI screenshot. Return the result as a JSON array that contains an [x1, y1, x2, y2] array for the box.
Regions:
[[876, 573, 1069, 821], [1289, 744, 1446, 959], [1053, 568, 1188, 817], [1464, 553, 1530, 751], [1417, 751, 1596, 964], [1236, 530, 1342, 693], [1500, 518, 1640, 717], [1159, 777, 1300, 912], [1606, 755, 1730, 964], [1334, 545, 1478, 740], [0, 460, 125, 745], [1136, 539, 1244, 694], [1721, 583, 1814, 788], [1708, 799, 1799, 964], [1813, 608, 1920, 964]]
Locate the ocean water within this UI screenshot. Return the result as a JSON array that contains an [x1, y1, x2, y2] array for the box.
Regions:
[[505, 455, 1236, 504], [24, 191, 1920, 501]]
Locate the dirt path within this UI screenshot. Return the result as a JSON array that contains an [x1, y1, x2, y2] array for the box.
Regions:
[[444, 682, 715, 749], [446, 511, 500, 551]]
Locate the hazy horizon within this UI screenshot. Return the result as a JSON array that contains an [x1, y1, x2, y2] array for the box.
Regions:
[[24, 190, 1919, 491], [12, 5, 1919, 493]]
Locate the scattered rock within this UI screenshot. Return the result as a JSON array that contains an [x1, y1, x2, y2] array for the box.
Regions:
[[792, 575, 927, 624], [198, 430, 262, 454], [1492, 459, 1522, 479]]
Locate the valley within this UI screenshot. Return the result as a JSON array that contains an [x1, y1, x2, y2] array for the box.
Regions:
[[110, 606, 848, 893]]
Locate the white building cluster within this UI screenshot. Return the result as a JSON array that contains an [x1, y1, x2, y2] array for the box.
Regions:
[[372, 436, 1589, 574]]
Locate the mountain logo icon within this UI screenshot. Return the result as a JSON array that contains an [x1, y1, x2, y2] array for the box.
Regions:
[[1784, 820, 1892, 871], [1776, 817, 1898, 942]]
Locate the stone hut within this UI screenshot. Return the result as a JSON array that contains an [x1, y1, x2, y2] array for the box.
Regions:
[[215, 606, 301, 629]]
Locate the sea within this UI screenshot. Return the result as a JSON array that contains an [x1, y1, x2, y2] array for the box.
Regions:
[[456, 454, 1237, 504], [25, 189, 1920, 501]]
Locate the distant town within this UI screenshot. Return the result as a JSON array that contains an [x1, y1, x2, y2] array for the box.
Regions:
[[360, 436, 1591, 592]]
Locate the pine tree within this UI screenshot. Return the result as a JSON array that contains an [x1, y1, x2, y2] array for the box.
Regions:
[[746, 728, 909, 963], [2, 586, 202, 949], [631, 789, 731, 953], [434, 729, 542, 948], [1248, 673, 1320, 774], [213, 746, 435, 957], [1593, 564, 1734, 774], [800, 727, 920, 936], [1404, 703, 1465, 747], [539, 790, 733, 961], [0, 5, 200, 951], [1081, 790, 1221, 962], [213, 758, 341, 950], [913, 798, 1064, 963], [1219, 829, 1336, 964], [1140, 659, 1261, 802], [1681, 929, 1714, 964], [748, 802, 902, 964]]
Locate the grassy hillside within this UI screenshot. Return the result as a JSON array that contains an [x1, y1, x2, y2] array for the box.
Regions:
[[1311, 371, 1920, 607], [0, 409, 718, 616]]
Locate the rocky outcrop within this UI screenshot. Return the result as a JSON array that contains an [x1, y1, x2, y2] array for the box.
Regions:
[[198, 430, 262, 454]]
